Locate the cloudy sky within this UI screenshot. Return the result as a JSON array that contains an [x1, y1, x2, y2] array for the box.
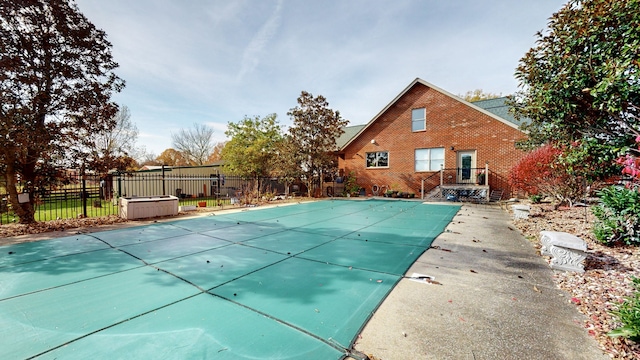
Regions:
[[75, 0, 566, 155]]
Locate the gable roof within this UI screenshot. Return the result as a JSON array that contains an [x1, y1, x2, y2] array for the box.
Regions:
[[339, 78, 523, 151], [471, 97, 525, 127], [336, 124, 365, 149]]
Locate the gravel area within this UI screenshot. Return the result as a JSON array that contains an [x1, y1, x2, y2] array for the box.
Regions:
[[512, 203, 640, 359]]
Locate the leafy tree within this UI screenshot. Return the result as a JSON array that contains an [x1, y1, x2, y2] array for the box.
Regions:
[[270, 134, 303, 195], [0, 0, 124, 223], [207, 141, 226, 164], [221, 114, 283, 190], [287, 91, 348, 197], [82, 105, 140, 173], [459, 89, 502, 102], [156, 148, 190, 166], [511, 0, 640, 151], [171, 123, 215, 166]]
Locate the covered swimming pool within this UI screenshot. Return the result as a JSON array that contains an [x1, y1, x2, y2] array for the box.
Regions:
[[0, 199, 460, 359]]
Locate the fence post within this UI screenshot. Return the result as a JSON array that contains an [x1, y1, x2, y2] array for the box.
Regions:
[[485, 162, 489, 186], [117, 176, 122, 200], [81, 165, 87, 218], [162, 165, 166, 196], [440, 165, 444, 186]]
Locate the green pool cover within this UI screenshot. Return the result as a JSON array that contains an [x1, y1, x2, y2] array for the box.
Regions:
[[0, 199, 460, 359]]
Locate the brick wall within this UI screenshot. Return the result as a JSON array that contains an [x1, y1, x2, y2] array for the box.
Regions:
[[338, 82, 527, 197]]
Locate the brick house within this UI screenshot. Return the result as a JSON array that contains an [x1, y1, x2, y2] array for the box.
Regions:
[[335, 78, 527, 200]]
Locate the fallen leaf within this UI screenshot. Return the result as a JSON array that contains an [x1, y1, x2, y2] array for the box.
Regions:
[[571, 297, 581, 305], [425, 278, 442, 285]]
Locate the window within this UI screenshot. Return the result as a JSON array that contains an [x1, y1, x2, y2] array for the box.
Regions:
[[415, 148, 444, 171], [412, 108, 425, 131], [366, 151, 389, 168]]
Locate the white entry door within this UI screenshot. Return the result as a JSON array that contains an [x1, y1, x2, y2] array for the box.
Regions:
[[457, 150, 476, 183]]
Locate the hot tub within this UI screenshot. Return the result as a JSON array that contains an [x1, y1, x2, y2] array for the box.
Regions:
[[120, 196, 179, 220]]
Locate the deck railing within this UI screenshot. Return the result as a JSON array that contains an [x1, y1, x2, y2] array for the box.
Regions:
[[421, 164, 490, 199]]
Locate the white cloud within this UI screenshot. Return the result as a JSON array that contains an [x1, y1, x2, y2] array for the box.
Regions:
[[75, 0, 566, 156], [236, 0, 284, 81]]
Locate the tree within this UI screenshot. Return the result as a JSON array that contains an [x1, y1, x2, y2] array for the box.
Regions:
[[270, 135, 303, 195], [156, 148, 190, 166], [171, 123, 215, 166], [137, 151, 161, 168], [0, 0, 124, 223], [83, 105, 140, 173], [221, 114, 283, 189], [459, 89, 502, 102], [207, 141, 226, 164], [287, 91, 348, 197], [511, 0, 640, 150]]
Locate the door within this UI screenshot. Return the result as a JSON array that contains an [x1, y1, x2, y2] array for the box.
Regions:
[[457, 151, 476, 183]]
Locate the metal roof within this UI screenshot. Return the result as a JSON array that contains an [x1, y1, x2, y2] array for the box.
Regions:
[[471, 97, 526, 127]]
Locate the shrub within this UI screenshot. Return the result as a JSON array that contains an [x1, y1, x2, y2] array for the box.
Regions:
[[509, 143, 592, 206], [592, 186, 640, 246], [343, 172, 360, 196], [509, 144, 561, 195], [529, 194, 543, 203], [608, 277, 640, 342]]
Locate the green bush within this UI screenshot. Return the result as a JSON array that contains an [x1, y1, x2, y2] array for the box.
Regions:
[[529, 194, 543, 203], [592, 186, 640, 246], [343, 172, 360, 196], [608, 277, 640, 342]]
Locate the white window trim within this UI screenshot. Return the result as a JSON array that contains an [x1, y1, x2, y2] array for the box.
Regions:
[[415, 148, 444, 172], [366, 151, 389, 168], [412, 108, 426, 132]]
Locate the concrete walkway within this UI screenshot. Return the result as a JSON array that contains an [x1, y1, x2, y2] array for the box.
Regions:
[[353, 204, 608, 360]]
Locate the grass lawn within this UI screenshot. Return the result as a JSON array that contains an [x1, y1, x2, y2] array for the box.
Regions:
[[1, 196, 233, 224]]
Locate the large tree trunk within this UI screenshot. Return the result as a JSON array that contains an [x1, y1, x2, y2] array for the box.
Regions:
[[5, 161, 36, 224]]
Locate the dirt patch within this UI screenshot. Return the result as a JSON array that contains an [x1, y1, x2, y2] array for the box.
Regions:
[[512, 203, 640, 359], [0, 215, 130, 239]]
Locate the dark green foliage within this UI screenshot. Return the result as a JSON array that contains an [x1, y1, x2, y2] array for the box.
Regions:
[[0, 0, 123, 223], [287, 91, 348, 197], [592, 186, 640, 246], [511, 0, 639, 177]]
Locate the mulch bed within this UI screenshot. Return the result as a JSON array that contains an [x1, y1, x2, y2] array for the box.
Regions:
[[512, 203, 640, 359]]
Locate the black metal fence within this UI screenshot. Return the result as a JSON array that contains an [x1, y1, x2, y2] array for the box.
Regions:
[[0, 173, 287, 224]]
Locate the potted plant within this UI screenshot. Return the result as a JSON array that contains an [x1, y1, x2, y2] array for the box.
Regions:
[[476, 171, 486, 185], [344, 172, 361, 197]]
